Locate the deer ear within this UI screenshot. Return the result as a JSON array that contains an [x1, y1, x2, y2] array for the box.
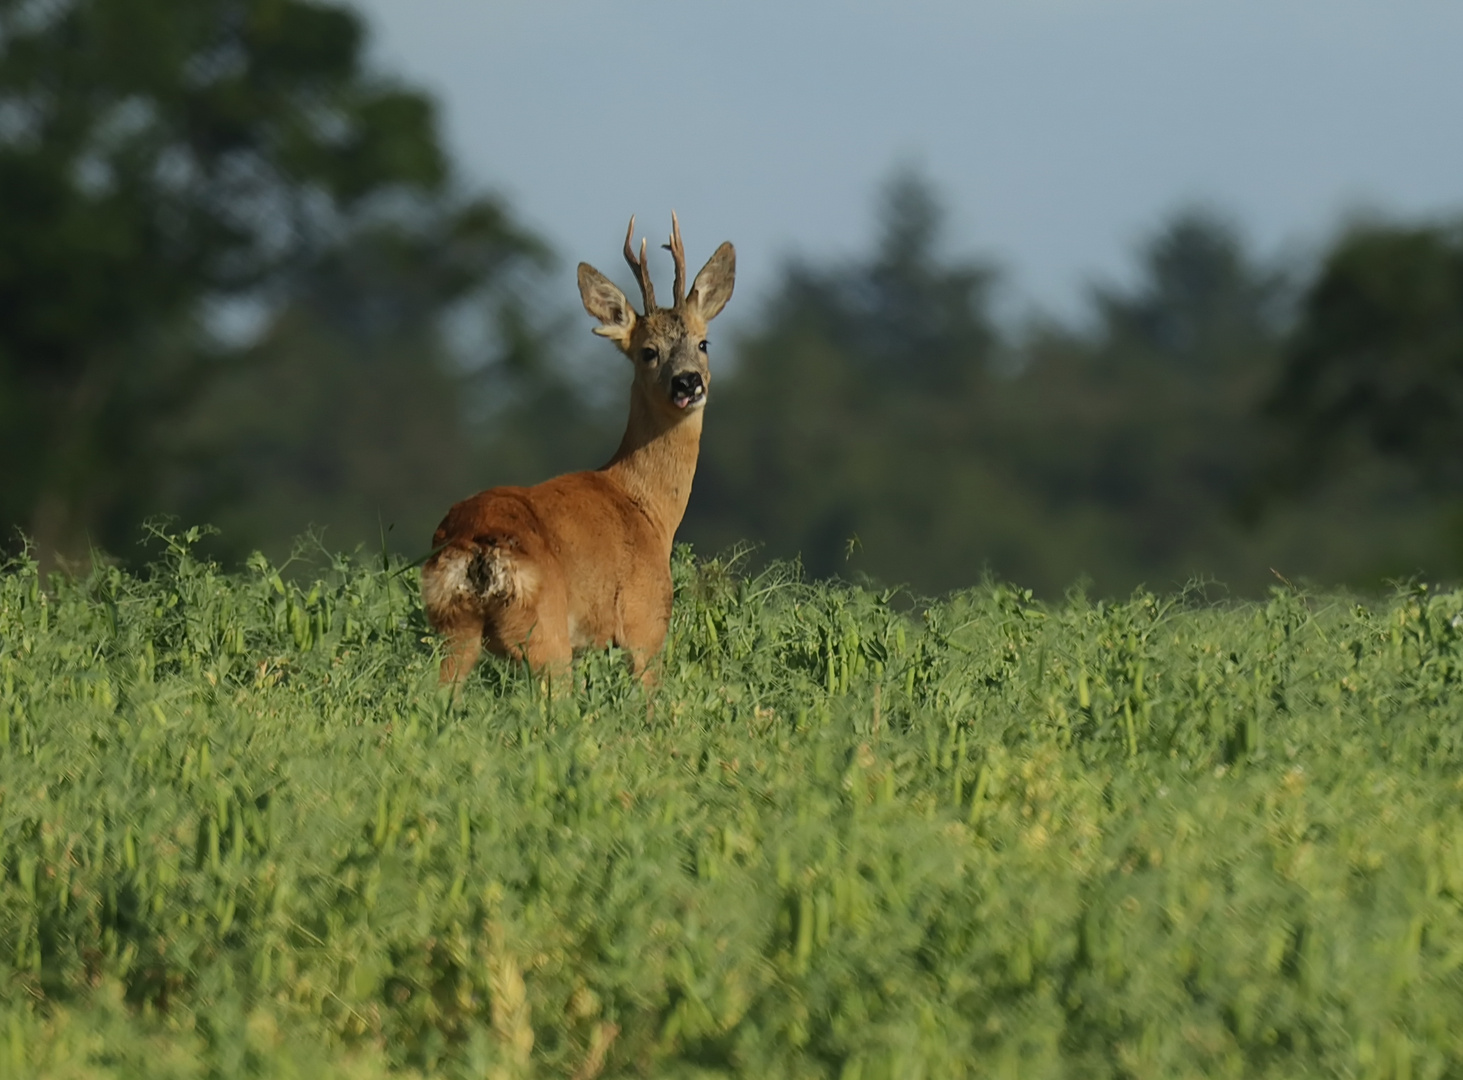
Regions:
[[578, 262, 637, 343], [687, 242, 735, 321]]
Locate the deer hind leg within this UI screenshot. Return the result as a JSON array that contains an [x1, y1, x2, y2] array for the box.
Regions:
[[421, 549, 489, 687], [423, 539, 548, 689], [438, 620, 485, 687], [486, 578, 573, 692]]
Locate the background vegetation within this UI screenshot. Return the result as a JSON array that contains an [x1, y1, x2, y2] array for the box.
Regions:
[[3, 0, 1462, 595], [3, 533, 1463, 1077], [6, 4, 1463, 1075]]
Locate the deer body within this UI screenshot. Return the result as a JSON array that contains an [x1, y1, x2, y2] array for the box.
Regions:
[[421, 215, 734, 684]]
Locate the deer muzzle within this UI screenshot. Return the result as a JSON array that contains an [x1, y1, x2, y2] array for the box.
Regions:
[[669, 371, 706, 409]]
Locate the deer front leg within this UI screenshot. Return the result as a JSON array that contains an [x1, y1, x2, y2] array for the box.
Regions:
[[617, 595, 671, 689]]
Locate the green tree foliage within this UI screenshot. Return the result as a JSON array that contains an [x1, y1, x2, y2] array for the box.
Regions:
[[690, 187, 1276, 593], [1270, 221, 1463, 492], [691, 171, 1004, 586], [0, 0, 523, 564], [987, 210, 1289, 591], [1093, 209, 1284, 363], [6, 0, 1459, 601], [691, 182, 1462, 596], [155, 201, 603, 565]]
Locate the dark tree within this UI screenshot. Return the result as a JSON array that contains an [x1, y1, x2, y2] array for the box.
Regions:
[[688, 170, 1005, 585], [1093, 209, 1286, 364], [1270, 222, 1463, 491], [163, 201, 569, 564], [0, 0, 471, 562], [692, 189, 1445, 595]]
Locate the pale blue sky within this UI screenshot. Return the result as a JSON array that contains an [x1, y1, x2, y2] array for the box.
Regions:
[[350, 0, 1463, 322]]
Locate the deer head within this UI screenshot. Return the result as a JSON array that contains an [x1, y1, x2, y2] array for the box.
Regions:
[[577, 213, 736, 419]]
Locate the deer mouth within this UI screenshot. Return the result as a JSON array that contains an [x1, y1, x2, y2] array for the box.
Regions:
[[669, 372, 706, 410]]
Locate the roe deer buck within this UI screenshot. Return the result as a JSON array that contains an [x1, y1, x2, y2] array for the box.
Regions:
[[420, 214, 735, 685]]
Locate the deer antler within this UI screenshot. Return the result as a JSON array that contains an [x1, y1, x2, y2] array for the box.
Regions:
[[622, 215, 657, 313], [663, 211, 686, 308]]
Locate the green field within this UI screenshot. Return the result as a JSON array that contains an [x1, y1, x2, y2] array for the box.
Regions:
[[2, 527, 1462, 1078]]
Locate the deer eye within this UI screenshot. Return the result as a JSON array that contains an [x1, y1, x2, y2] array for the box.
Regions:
[[640, 347, 658, 364], [697, 340, 709, 353]]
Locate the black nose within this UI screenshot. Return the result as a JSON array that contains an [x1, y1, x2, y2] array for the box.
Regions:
[[671, 372, 703, 396]]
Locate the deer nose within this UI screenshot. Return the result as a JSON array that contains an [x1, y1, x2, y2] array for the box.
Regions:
[[671, 372, 703, 397], [669, 371, 705, 409]]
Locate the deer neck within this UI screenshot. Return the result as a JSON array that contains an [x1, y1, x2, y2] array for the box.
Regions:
[[602, 389, 703, 544]]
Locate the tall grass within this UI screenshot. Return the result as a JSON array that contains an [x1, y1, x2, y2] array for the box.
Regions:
[[2, 526, 1462, 1078]]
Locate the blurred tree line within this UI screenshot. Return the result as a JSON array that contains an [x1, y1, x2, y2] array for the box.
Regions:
[[690, 176, 1463, 595], [3, 0, 1461, 596], [0, 0, 594, 569]]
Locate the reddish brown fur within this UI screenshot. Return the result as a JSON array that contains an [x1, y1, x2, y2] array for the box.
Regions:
[[421, 215, 735, 685]]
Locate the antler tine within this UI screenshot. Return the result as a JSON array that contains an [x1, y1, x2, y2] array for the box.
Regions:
[[662, 210, 687, 307], [622, 215, 656, 312]]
